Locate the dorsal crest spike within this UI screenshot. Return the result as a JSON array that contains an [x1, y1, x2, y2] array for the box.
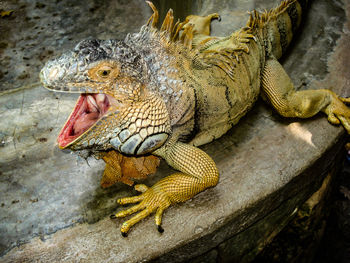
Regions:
[[245, 0, 302, 30], [160, 8, 174, 34], [172, 21, 186, 42], [146, 1, 159, 28], [181, 23, 194, 50], [144, 1, 197, 51]]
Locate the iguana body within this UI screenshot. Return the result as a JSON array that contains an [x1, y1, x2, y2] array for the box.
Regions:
[[40, 0, 350, 236]]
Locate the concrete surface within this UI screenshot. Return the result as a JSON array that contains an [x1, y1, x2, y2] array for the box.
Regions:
[[0, 0, 349, 262]]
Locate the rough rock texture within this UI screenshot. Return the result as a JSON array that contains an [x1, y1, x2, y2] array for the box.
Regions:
[[0, 0, 150, 92], [0, 0, 349, 262]]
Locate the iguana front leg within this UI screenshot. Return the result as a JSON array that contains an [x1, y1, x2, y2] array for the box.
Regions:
[[183, 13, 221, 49], [110, 141, 219, 236], [261, 58, 350, 133]]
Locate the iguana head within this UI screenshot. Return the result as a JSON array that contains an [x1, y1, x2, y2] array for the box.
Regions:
[[40, 39, 170, 155]]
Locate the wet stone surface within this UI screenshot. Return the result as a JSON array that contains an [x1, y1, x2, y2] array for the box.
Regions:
[[0, 0, 349, 262]]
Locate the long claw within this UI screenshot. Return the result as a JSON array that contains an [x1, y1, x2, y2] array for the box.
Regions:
[[110, 214, 117, 219], [157, 225, 164, 233], [208, 13, 221, 22]]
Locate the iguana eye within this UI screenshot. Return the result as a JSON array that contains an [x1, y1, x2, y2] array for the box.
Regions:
[[88, 63, 118, 80], [97, 69, 111, 78]]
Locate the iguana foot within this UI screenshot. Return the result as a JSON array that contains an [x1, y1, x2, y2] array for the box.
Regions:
[[111, 184, 171, 236], [184, 13, 221, 36], [110, 142, 219, 236], [323, 92, 350, 133]]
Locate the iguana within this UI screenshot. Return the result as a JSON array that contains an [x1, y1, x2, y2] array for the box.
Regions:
[[40, 0, 350, 236]]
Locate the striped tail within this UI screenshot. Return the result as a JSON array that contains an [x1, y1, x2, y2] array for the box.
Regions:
[[246, 0, 308, 59]]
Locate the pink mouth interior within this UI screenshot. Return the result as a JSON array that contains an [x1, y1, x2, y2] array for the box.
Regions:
[[58, 93, 110, 148]]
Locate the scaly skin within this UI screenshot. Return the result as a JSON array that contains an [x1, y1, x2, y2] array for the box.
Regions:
[[40, 0, 350, 236]]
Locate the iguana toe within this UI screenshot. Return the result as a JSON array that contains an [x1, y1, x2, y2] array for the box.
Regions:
[[327, 113, 341, 125], [340, 97, 350, 104], [337, 115, 350, 133]]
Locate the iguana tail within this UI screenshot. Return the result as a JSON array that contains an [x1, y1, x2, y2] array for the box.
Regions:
[[247, 0, 308, 59]]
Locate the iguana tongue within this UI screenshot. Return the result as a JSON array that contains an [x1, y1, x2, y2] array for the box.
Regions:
[[72, 94, 107, 135], [73, 111, 99, 135]]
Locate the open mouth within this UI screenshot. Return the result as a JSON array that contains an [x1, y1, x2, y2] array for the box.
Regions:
[[58, 93, 111, 148]]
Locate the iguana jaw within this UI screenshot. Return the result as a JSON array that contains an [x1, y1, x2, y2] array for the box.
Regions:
[[58, 93, 111, 149]]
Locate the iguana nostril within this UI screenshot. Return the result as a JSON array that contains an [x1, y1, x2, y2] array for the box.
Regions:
[[48, 66, 65, 81], [48, 67, 58, 79]]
